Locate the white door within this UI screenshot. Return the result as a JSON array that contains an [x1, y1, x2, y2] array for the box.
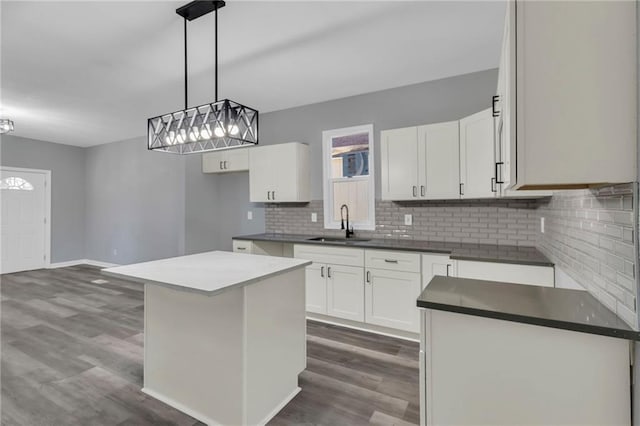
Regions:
[[223, 148, 249, 172], [1, 169, 48, 274], [419, 121, 460, 200], [421, 254, 456, 289], [460, 108, 496, 199], [326, 264, 364, 322], [272, 143, 298, 202], [202, 151, 225, 173], [249, 146, 273, 202], [380, 127, 419, 200], [365, 268, 421, 332], [304, 263, 327, 314]]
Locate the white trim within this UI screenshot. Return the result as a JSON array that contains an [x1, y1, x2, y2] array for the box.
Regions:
[[141, 387, 223, 426], [307, 312, 419, 342], [48, 259, 120, 269], [322, 124, 376, 231], [1, 166, 51, 269]]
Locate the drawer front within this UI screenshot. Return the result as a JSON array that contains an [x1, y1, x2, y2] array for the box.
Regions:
[[232, 240, 253, 254], [293, 244, 364, 267], [365, 249, 421, 273], [456, 260, 554, 287]]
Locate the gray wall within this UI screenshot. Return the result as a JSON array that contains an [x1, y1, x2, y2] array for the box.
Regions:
[[84, 136, 186, 264], [0, 134, 86, 262], [185, 69, 498, 252]]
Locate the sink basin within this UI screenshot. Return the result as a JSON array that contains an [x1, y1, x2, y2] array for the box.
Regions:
[[306, 236, 370, 244]]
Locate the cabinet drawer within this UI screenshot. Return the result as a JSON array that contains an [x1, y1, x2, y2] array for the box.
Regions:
[[232, 240, 253, 254], [456, 260, 554, 287], [293, 244, 364, 267], [365, 250, 420, 273]]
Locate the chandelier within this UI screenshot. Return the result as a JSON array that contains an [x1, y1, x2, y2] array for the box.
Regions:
[[148, 1, 258, 154]]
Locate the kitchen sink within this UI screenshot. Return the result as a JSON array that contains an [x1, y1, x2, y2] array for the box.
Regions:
[[306, 236, 370, 244]]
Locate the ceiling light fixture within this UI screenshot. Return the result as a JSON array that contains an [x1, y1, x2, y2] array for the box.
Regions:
[[147, 1, 258, 154], [0, 119, 14, 134]]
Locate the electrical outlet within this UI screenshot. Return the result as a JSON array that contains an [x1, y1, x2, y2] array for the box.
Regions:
[[540, 217, 545, 233], [404, 214, 413, 226], [311, 213, 318, 223], [247, 211, 253, 220]]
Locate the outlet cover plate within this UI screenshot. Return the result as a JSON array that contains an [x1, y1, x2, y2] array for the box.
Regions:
[[404, 214, 413, 226]]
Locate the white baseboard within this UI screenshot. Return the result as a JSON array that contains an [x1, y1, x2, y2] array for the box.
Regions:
[[307, 313, 419, 342], [142, 387, 223, 426], [48, 259, 119, 269]]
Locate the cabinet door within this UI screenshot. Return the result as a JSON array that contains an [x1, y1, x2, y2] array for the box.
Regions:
[[460, 109, 496, 199], [249, 146, 273, 202], [271, 143, 299, 202], [380, 127, 420, 200], [202, 151, 225, 173], [326, 264, 364, 322], [224, 148, 249, 172], [365, 269, 421, 332], [419, 121, 460, 200], [421, 254, 456, 289], [305, 263, 327, 314]]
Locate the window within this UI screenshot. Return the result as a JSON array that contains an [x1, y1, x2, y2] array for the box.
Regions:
[[322, 124, 375, 230], [0, 177, 34, 191]]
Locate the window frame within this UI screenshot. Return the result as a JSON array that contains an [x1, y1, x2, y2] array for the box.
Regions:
[[322, 124, 376, 231]]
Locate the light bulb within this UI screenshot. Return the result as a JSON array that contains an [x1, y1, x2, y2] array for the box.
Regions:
[[200, 124, 212, 139], [189, 127, 199, 142], [176, 129, 187, 144], [214, 126, 225, 137], [228, 124, 239, 135], [165, 130, 176, 145]]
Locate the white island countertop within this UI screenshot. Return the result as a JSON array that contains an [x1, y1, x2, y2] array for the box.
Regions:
[[103, 251, 311, 295]]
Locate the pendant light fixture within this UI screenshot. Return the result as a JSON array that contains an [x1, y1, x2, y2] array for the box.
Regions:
[[0, 119, 14, 134], [148, 1, 258, 154]]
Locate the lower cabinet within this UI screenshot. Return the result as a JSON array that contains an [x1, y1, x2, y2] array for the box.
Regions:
[[304, 262, 364, 321], [305, 263, 328, 315], [422, 253, 456, 289], [365, 268, 421, 333], [456, 260, 554, 287]]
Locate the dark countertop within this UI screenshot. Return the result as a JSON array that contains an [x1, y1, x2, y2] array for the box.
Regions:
[[417, 276, 640, 341], [233, 233, 554, 267]]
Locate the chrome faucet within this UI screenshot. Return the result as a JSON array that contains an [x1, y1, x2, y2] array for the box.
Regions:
[[340, 204, 355, 239]]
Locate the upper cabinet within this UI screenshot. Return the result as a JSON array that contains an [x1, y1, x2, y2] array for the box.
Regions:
[[497, 0, 637, 190], [202, 148, 249, 173], [249, 142, 311, 203], [381, 121, 460, 201], [459, 108, 496, 199]]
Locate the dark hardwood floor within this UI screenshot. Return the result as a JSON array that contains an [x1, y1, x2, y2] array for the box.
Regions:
[[1, 265, 419, 426]]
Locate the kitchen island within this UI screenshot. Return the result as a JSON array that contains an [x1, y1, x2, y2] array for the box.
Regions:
[[104, 251, 311, 426]]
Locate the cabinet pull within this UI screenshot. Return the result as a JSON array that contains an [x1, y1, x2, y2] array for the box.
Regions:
[[420, 185, 425, 197], [237, 247, 246, 251], [412, 186, 417, 197], [320, 266, 324, 278], [491, 177, 497, 193], [495, 162, 504, 184], [219, 161, 224, 170], [327, 267, 331, 278], [459, 183, 464, 196], [223, 161, 228, 170], [366, 270, 371, 283], [271, 191, 276, 200], [384, 259, 398, 264], [446, 264, 451, 276], [267, 191, 271, 200], [492, 95, 500, 117]]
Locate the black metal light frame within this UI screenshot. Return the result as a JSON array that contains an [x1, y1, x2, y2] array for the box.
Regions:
[[148, 0, 259, 154]]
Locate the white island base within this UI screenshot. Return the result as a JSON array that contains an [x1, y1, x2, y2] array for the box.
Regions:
[[104, 251, 310, 426]]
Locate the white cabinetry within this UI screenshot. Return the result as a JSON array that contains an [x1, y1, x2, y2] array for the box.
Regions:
[[365, 250, 422, 332], [293, 245, 364, 321], [456, 260, 554, 287], [498, 0, 636, 189], [381, 122, 460, 201], [249, 142, 310, 203], [202, 149, 249, 173], [459, 109, 496, 199], [421, 254, 456, 289]]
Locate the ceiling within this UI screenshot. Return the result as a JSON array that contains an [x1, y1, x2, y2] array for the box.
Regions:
[[1, 1, 506, 147]]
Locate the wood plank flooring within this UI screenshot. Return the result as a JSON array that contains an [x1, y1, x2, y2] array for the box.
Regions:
[[1, 265, 419, 426]]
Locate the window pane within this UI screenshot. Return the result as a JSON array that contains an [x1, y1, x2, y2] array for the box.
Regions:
[[332, 180, 370, 222], [331, 132, 369, 178], [0, 177, 34, 191]]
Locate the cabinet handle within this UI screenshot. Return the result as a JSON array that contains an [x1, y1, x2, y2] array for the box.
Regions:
[[446, 264, 451, 276], [237, 247, 246, 251], [267, 191, 271, 200], [219, 161, 224, 170], [459, 183, 464, 196], [492, 95, 500, 117], [271, 191, 276, 200], [495, 162, 504, 184], [223, 161, 228, 170], [412, 186, 417, 197], [384, 259, 398, 264], [421, 185, 425, 197], [320, 266, 324, 278], [491, 177, 497, 193], [327, 267, 331, 278], [366, 270, 371, 283]]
